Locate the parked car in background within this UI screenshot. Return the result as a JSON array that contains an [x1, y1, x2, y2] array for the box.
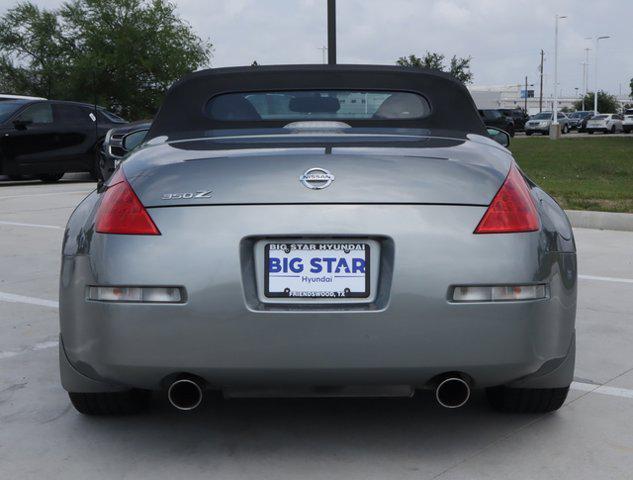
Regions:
[[567, 111, 594, 130], [585, 114, 624, 134], [0, 99, 127, 182], [0, 94, 46, 101], [499, 108, 528, 131], [524, 112, 571, 135], [623, 109, 633, 133], [478, 109, 515, 136], [99, 120, 151, 181]]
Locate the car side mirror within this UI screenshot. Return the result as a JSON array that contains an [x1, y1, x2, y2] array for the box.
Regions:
[[13, 119, 33, 130], [487, 127, 511, 148], [122, 130, 148, 152]]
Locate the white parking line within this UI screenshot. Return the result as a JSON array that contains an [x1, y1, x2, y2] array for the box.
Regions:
[[0, 340, 59, 360], [0, 220, 63, 230], [0, 190, 91, 200], [571, 381, 633, 399], [0, 291, 59, 309], [579, 274, 633, 285]]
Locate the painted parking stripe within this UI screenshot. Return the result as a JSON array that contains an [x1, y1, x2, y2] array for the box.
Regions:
[[0, 220, 63, 230], [0, 291, 59, 309], [571, 381, 633, 399], [579, 274, 633, 285], [0, 190, 91, 200], [0, 340, 59, 360]]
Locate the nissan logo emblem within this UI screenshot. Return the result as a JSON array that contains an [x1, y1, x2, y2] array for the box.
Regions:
[[300, 167, 335, 190]]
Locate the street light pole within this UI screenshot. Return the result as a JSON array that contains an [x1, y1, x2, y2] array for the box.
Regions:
[[552, 14, 567, 128], [593, 35, 611, 115], [582, 47, 590, 111], [539, 49, 544, 113]]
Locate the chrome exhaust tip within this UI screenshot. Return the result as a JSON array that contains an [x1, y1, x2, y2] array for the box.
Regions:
[[435, 377, 471, 409], [167, 378, 204, 411]]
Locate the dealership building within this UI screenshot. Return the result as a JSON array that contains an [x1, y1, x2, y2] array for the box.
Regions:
[[469, 84, 631, 114]]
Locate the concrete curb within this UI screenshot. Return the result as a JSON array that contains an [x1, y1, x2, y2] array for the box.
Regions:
[[566, 210, 633, 232]]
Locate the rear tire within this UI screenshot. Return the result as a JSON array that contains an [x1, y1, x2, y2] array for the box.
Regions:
[[37, 173, 64, 183], [610, 126, 616, 134], [69, 390, 150, 415], [90, 143, 106, 182], [587, 131, 594, 134], [525, 131, 533, 136], [486, 386, 569, 413]]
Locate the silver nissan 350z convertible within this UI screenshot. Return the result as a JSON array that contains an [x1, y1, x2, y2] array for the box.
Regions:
[[59, 65, 576, 415]]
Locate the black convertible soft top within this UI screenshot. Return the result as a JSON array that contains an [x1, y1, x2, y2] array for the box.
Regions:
[[147, 64, 486, 140]]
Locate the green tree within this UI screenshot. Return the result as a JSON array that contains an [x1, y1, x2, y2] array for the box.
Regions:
[[396, 52, 473, 84], [0, 0, 212, 119], [630, 77, 633, 99], [574, 91, 620, 113]]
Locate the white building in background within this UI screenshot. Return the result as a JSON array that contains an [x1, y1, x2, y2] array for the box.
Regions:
[[469, 84, 632, 114], [468, 84, 579, 114]]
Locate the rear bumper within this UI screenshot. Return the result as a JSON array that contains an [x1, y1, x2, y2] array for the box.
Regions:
[[525, 126, 549, 134], [60, 205, 577, 391]]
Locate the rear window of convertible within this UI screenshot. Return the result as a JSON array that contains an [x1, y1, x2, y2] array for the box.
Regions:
[[205, 90, 431, 122]]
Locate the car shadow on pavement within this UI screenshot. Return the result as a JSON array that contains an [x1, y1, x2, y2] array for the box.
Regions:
[[68, 391, 554, 471]]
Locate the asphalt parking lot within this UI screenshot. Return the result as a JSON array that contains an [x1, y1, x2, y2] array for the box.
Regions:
[[1, 174, 633, 480]]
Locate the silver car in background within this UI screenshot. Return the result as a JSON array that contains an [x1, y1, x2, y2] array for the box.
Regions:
[[59, 65, 576, 416], [624, 109, 633, 133], [525, 111, 572, 135], [586, 114, 624, 134]]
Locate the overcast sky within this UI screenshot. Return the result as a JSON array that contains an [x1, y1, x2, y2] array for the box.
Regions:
[[2, 0, 631, 98]]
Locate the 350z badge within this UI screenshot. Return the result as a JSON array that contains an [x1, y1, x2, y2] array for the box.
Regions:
[[160, 190, 213, 200]]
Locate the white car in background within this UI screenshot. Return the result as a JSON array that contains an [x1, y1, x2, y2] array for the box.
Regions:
[[585, 114, 624, 134], [623, 109, 633, 134]]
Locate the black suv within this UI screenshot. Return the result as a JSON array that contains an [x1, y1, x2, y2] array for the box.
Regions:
[[499, 108, 529, 131], [478, 109, 515, 137], [0, 99, 126, 182]]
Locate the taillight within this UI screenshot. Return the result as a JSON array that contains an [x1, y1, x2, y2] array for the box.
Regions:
[[474, 164, 540, 234], [95, 169, 160, 235]]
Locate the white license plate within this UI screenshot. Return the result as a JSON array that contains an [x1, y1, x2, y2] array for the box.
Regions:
[[265, 242, 370, 298]]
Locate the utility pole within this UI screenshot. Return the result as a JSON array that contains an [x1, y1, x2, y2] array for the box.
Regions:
[[327, 0, 336, 65], [538, 50, 545, 113], [525, 76, 529, 111]]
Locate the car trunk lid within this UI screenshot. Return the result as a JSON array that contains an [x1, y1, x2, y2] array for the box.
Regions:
[[124, 137, 511, 207]]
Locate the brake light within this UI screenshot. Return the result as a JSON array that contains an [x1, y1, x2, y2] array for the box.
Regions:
[[474, 164, 539, 234], [95, 169, 160, 235]]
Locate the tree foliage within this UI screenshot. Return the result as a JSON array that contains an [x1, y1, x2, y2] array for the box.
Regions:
[[396, 52, 473, 84], [630, 77, 633, 99], [0, 0, 212, 119], [574, 91, 620, 113]]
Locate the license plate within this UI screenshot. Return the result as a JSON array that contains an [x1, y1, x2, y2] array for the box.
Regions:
[[264, 242, 370, 298]]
